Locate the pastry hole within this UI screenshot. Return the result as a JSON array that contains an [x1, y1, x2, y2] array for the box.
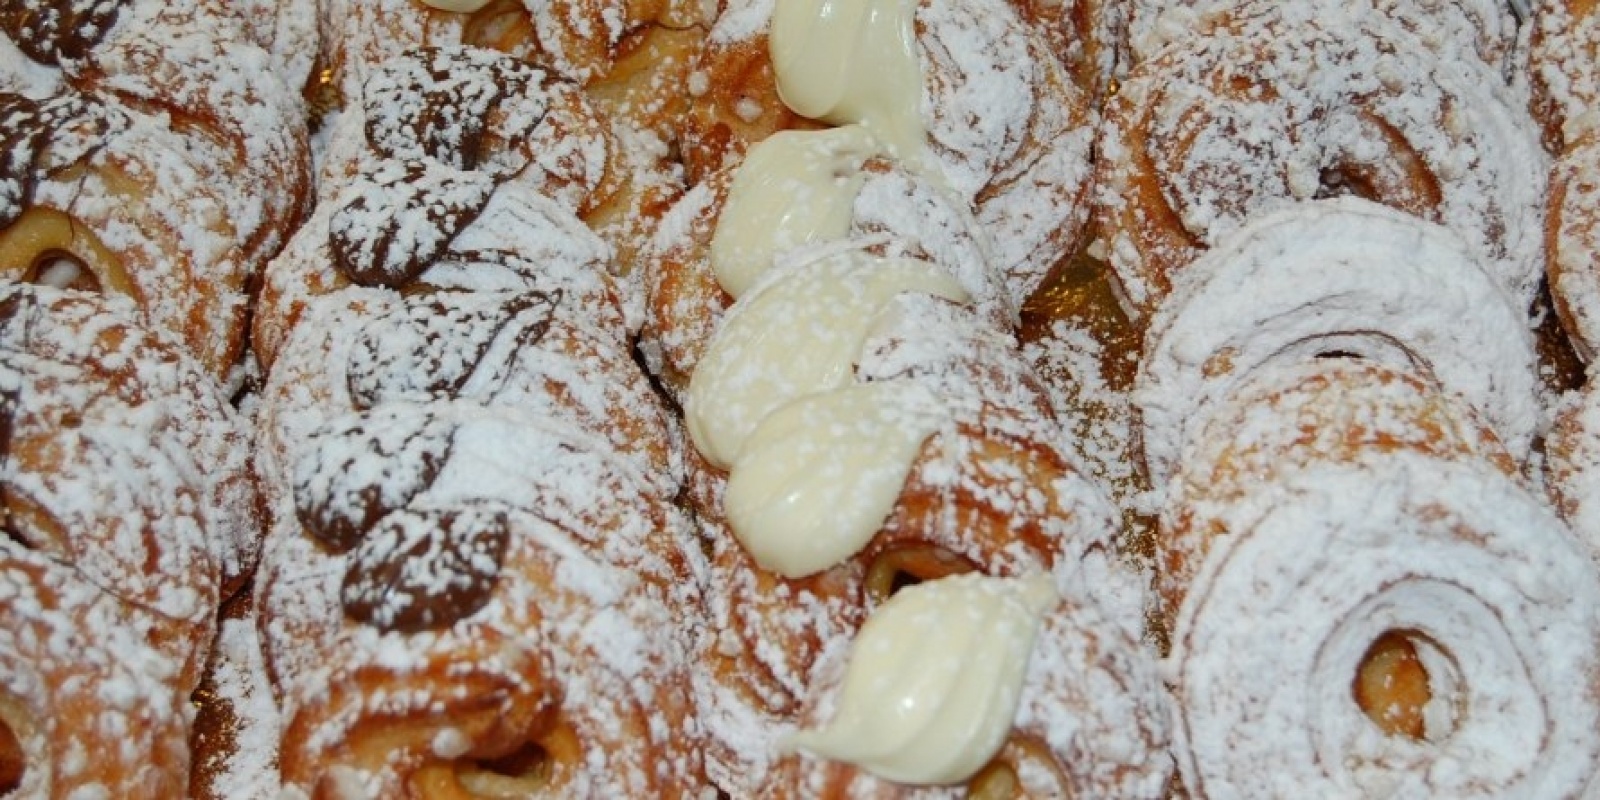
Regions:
[[455, 722, 579, 798], [863, 545, 976, 603], [1353, 629, 1458, 741], [23, 251, 97, 293], [0, 209, 132, 298], [1265, 331, 1433, 385], [462, 0, 536, 58], [0, 522, 28, 552], [967, 735, 1065, 798], [1315, 165, 1381, 204], [456, 741, 552, 795]]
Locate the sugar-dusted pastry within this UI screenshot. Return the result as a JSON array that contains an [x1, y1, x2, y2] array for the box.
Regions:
[[253, 57, 708, 790], [256, 278, 707, 799], [0, 1, 311, 378], [1123, 0, 1517, 72], [1531, 0, 1600, 151], [254, 44, 643, 371], [641, 14, 1168, 791], [0, 282, 259, 796], [640, 126, 1014, 397], [1095, 0, 1545, 319], [316, 0, 708, 142], [680, 265, 1172, 796], [311, 0, 707, 273], [1135, 198, 1540, 488], [226, 0, 322, 100], [1545, 372, 1600, 563], [1546, 130, 1600, 362], [679, 0, 1098, 302], [1160, 358, 1600, 799], [760, 572, 1174, 798]]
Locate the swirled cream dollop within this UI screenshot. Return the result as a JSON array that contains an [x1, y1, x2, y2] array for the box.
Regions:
[[725, 379, 947, 577], [684, 248, 968, 469], [787, 572, 1059, 784], [770, 0, 924, 159], [710, 125, 888, 297]]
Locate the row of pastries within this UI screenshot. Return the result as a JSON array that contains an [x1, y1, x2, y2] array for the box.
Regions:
[[2, 0, 1600, 797]]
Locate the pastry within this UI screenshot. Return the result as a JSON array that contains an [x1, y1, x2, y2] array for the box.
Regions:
[[256, 285, 707, 799], [678, 0, 1098, 302], [1134, 198, 1540, 488], [1547, 130, 1600, 362], [642, 4, 1169, 788], [1544, 372, 1600, 563], [251, 43, 708, 792], [253, 44, 640, 371], [0, 282, 258, 796], [1160, 358, 1600, 798], [1530, 0, 1600, 151], [1094, 0, 1545, 319], [640, 126, 1013, 397], [0, 0, 311, 378], [311, 0, 706, 274], [1124, 0, 1517, 72]]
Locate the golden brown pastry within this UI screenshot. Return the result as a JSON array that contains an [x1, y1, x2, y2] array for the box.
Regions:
[[253, 44, 643, 371], [640, 10, 1170, 787], [310, 0, 707, 274], [677, 0, 1098, 302], [1093, 0, 1544, 320], [0, 282, 258, 797], [0, 0, 311, 379]]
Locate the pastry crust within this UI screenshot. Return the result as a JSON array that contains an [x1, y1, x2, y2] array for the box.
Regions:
[[0, 0, 311, 378], [0, 283, 258, 797], [1530, 0, 1600, 151], [678, 0, 1097, 302], [1134, 198, 1540, 487], [1094, 0, 1544, 320], [254, 45, 640, 371], [252, 41, 707, 795], [1161, 359, 1600, 799]]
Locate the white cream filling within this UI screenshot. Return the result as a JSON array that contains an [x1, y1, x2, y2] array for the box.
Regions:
[[787, 572, 1058, 784]]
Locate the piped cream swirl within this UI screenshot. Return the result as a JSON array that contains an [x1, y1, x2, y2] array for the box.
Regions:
[[787, 572, 1060, 784], [770, 0, 925, 160], [724, 379, 949, 577]]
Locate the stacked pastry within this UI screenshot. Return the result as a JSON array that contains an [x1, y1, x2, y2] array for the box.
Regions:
[[0, 0, 311, 384], [1093, 0, 1600, 796], [0, 2, 313, 797], [1137, 200, 1600, 797], [298, 0, 711, 276], [641, 0, 1174, 795], [251, 45, 708, 797], [0, 283, 259, 796]]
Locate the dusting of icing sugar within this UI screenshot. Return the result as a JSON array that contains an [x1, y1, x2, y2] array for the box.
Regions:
[[1530, 0, 1600, 148], [196, 618, 285, 800], [1125, 0, 1517, 71], [1136, 198, 1540, 489], [255, 142, 706, 794], [1166, 447, 1600, 799], [1547, 133, 1600, 362]]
